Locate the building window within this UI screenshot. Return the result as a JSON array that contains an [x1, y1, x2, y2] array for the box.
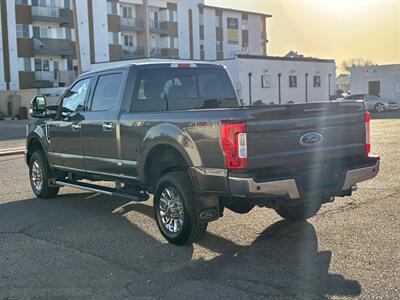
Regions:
[[289, 75, 297, 88], [107, 1, 118, 15], [40, 27, 49, 38], [261, 75, 271, 88], [169, 37, 178, 48], [242, 42, 248, 53], [168, 10, 177, 22], [34, 58, 50, 71], [108, 32, 119, 44], [241, 20, 248, 30], [313, 75, 321, 87], [216, 41, 223, 52], [16, 0, 28, 5], [199, 13, 204, 26], [124, 34, 134, 46], [18, 58, 31, 71], [33, 26, 40, 38], [200, 42, 204, 51], [65, 27, 72, 40], [34, 59, 41, 71], [32, 0, 46, 7], [64, 0, 71, 9], [67, 59, 74, 71], [215, 15, 223, 27], [16, 24, 29, 38], [122, 6, 133, 18]]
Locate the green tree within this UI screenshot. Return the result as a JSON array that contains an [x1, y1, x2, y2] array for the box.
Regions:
[[341, 57, 374, 74]]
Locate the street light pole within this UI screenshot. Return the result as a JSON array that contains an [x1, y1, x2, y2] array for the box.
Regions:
[[305, 73, 309, 103], [278, 73, 282, 104], [248, 72, 252, 106], [328, 73, 332, 100]]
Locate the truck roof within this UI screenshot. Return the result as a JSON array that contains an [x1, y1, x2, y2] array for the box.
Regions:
[[82, 62, 223, 77]]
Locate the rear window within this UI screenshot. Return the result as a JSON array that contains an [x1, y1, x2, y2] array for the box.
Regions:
[[131, 67, 238, 112]]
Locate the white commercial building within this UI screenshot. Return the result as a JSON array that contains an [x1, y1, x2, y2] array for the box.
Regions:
[[350, 64, 400, 100], [91, 54, 337, 105], [219, 55, 336, 105]]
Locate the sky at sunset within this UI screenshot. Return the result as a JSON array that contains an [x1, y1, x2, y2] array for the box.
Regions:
[[208, 0, 400, 72]]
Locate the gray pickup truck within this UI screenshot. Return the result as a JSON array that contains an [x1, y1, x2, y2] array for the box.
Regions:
[[27, 62, 380, 245]]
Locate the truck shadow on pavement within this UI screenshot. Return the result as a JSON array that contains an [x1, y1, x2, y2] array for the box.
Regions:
[[0, 192, 361, 299]]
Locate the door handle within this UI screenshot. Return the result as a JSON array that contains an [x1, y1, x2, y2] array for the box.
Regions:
[[71, 123, 81, 131], [102, 122, 114, 131]]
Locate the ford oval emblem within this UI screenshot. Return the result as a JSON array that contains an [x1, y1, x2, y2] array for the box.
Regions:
[[300, 132, 324, 146], [199, 209, 218, 220]]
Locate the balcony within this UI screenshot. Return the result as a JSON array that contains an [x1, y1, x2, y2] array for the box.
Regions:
[[33, 38, 75, 57], [122, 46, 145, 59], [149, 47, 178, 58], [35, 71, 77, 88], [121, 17, 144, 32], [31, 6, 72, 24], [149, 19, 168, 35]]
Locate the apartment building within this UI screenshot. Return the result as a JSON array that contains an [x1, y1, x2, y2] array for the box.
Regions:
[[0, 0, 270, 90], [0, 0, 78, 90], [83, 0, 270, 66]]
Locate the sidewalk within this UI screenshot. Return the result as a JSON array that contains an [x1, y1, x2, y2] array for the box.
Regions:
[[0, 120, 28, 141], [0, 120, 27, 155]]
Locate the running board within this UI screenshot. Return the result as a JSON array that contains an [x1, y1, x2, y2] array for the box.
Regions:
[[55, 180, 149, 202]]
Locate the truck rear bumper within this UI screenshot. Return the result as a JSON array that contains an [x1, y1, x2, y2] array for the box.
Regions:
[[228, 157, 380, 200], [229, 177, 301, 199]]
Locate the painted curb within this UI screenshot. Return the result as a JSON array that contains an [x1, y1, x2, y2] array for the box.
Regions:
[[0, 148, 26, 157]]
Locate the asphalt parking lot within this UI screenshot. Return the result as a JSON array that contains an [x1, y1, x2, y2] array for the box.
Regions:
[[0, 113, 399, 299]]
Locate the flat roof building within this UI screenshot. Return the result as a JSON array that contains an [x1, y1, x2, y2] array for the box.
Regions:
[[350, 64, 400, 100]]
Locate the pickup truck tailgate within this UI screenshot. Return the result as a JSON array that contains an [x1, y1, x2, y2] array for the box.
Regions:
[[245, 101, 367, 172]]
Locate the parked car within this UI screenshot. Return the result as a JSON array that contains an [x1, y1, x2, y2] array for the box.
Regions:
[[341, 94, 399, 112], [26, 62, 380, 245]]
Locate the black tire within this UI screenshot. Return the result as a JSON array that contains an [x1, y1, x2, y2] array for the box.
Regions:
[[375, 103, 385, 112], [275, 199, 321, 221], [29, 150, 59, 198], [153, 171, 207, 245]]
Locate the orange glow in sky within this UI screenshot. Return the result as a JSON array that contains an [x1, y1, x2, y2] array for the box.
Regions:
[[208, 0, 400, 71]]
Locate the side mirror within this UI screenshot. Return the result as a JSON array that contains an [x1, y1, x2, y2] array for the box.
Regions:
[[30, 96, 47, 118]]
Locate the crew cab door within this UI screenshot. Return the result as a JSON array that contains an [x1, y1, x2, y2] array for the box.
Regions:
[[81, 70, 126, 175], [47, 77, 92, 170]]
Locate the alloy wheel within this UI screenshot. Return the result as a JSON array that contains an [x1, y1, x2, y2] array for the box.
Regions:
[[376, 103, 385, 112], [158, 186, 185, 235], [31, 160, 44, 192]]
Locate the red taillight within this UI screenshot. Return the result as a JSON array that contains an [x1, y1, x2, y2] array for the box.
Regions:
[[221, 122, 248, 170], [365, 111, 371, 154]]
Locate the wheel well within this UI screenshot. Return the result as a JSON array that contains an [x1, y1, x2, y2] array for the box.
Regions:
[[144, 145, 189, 193], [26, 138, 43, 165]]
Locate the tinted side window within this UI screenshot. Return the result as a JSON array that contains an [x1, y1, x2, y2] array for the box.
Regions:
[[61, 78, 91, 119], [91, 73, 124, 111], [132, 68, 238, 112]]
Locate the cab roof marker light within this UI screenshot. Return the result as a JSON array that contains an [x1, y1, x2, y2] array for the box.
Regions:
[[170, 63, 198, 68]]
